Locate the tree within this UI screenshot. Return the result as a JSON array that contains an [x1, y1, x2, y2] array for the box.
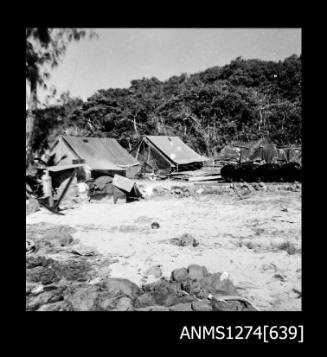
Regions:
[[33, 54, 301, 156], [26, 28, 97, 168]]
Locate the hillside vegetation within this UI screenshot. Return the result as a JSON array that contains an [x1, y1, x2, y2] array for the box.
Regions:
[[32, 55, 301, 156]]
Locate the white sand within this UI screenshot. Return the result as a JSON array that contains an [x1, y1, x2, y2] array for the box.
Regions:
[[26, 188, 301, 311]]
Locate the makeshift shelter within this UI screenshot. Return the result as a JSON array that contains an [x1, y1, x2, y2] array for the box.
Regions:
[[249, 143, 278, 164], [49, 136, 140, 178], [130, 136, 208, 173]]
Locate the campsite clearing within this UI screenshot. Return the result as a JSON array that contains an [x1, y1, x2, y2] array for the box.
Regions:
[[26, 182, 301, 311]]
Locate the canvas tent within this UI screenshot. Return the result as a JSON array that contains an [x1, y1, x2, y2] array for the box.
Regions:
[[130, 135, 208, 173], [49, 136, 140, 178]]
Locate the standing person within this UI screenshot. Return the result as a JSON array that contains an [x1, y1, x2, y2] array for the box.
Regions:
[[41, 170, 54, 207]]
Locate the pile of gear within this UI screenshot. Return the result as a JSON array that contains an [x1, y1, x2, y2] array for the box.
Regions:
[[221, 162, 302, 183]]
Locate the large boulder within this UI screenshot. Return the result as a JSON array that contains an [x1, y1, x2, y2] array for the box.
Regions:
[[191, 300, 213, 311], [101, 278, 141, 299], [187, 264, 209, 281], [142, 279, 193, 307], [134, 292, 156, 308], [171, 267, 189, 282], [66, 285, 103, 311], [199, 273, 238, 296]]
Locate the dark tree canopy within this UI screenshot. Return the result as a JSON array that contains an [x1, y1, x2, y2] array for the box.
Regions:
[[32, 54, 302, 156]]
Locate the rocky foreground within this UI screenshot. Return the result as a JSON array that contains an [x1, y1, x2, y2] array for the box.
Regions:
[[26, 225, 257, 311]]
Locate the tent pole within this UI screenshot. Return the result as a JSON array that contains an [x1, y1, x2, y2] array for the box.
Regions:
[[135, 141, 141, 159], [54, 169, 77, 210]]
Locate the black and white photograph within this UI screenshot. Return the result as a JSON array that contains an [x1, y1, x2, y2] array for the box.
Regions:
[[26, 28, 302, 314]]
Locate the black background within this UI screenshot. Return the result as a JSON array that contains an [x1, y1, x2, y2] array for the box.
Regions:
[[3, 5, 320, 349]]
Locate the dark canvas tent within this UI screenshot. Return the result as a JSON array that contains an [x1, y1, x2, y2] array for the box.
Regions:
[[130, 135, 208, 173], [49, 136, 140, 178]]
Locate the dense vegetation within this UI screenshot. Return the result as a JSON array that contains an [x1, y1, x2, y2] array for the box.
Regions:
[[31, 55, 302, 156]]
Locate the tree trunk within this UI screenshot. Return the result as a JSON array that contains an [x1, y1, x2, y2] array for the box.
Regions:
[[26, 79, 37, 169], [133, 114, 138, 136]]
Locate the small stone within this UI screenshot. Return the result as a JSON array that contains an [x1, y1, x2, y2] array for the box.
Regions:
[[151, 222, 160, 229], [31, 285, 44, 295], [274, 273, 286, 282]]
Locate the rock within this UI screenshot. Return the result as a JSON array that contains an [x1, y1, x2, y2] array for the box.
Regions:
[[52, 260, 91, 282], [42, 230, 74, 247], [169, 303, 193, 311], [26, 282, 39, 295], [66, 285, 102, 311], [26, 239, 36, 254], [274, 273, 286, 282], [134, 293, 156, 308], [170, 233, 199, 247], [26, 197, 40, 215], [135, 305, 170, 311], [153, 291, 178, 307], [70, 246, 96, 256], [187, 264, 209, 281], [26, 255, 53, 269], [143, 279, 182, 307], [151, 222, 160, 229], [26, 288, 65, 311], [145, 265, 162, 278], [199, 273, 238, 296], [102, 278, 141, 298], [31, 285, 44, 295], [212, 299, 242, 311], [181, 279, 203, 296], [113, 297, 134, 311], [241, 239, 255, 249], [179, 233, 195, 246], [37, 301, 73, 311], [191, 301, 212, 311], [212, 298, 256, 311], [26, 266, 59, 285], [171, 267, 189, 282], [192, 239, 199, 247], [286, 245, 297, 255]]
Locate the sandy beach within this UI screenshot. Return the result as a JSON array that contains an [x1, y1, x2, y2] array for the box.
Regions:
[[26, 183, 301, 311]]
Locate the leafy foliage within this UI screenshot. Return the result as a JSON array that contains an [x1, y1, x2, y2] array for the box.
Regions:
[[32, 55, 301, 156]]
